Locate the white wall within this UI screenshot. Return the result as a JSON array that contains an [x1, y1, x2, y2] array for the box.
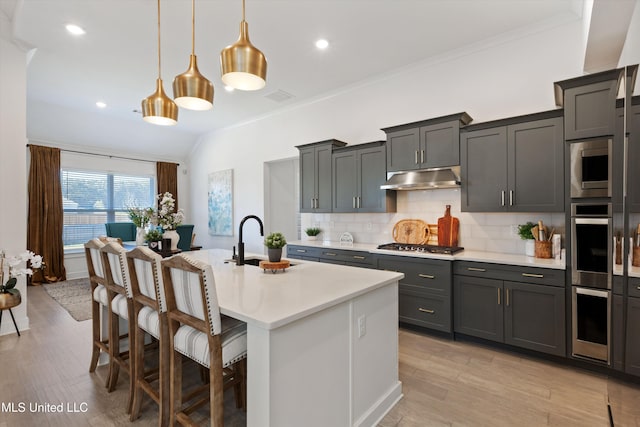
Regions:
[[0, 26, 29, 335], [189, 18, 585, 255], [619, 0, 640, 70]]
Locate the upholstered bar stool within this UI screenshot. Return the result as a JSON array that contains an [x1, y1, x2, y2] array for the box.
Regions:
[[126, 246, 169, 425], [85, 239, 109, 378], [99, 242, 135, 410], [160, 254, 247, 427]]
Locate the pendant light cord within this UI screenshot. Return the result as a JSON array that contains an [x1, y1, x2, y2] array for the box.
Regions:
[[191, 0, 195, 55], [157, 0, 162, 79], [242, 0, 246, 22]]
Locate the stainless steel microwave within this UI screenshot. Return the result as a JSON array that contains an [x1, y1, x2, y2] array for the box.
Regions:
[[570, 138, 612, 198]]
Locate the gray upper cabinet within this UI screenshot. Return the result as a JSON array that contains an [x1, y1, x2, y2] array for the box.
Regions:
[[461, 112, 564, 212], [332, 141, 396, 213], [383, 112, 472, 172], [629, 101, 640, 212], [554, 69, 624, 141], [297, 139, 346, 213]]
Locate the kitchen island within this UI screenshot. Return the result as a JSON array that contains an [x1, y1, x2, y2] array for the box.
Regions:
[[186, 249, 404, 427]]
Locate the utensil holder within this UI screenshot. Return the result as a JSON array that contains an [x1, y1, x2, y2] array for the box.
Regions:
[[633, 247, 640, 267], [535, 241, 552, 259]]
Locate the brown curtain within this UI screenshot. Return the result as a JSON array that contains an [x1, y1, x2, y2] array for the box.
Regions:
[[27, 145, 66, 283], [157, 162, 179, 208]]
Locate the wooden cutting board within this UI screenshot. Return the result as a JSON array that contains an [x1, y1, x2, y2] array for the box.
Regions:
[[392, 219, 430, 244], [437, 205, 459, 247]]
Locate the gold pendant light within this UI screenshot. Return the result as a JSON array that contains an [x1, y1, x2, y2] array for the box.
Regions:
[[142, 0, 178, 126], [220, 0, 267, 91], [173, 0, 213, 110]]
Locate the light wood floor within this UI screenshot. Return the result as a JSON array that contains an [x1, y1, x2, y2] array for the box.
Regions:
[[1, 286, 639, 426]]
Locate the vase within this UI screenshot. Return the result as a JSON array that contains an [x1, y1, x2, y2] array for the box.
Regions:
[[306, 235, 317, 241], [268, 248, 282, 262], [164, 229, 180, 251], [0, 290, 21, 310], [525, 239, 535, 257], [136, 227, 146, 246]]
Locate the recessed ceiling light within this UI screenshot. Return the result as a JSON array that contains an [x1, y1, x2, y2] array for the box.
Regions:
[[96, 101, 107, 108], [65, 24, 86, 36], [224, 85, 235, 92], [315, 39, 329, 50]]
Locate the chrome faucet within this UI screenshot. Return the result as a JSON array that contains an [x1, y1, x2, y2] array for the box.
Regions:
[[237, 215, 264, 266]]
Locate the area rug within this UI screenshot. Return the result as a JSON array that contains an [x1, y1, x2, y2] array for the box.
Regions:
[[42, 278, 92, 321]]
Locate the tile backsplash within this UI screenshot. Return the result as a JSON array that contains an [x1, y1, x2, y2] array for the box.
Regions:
[[301, 188, 565, 255]]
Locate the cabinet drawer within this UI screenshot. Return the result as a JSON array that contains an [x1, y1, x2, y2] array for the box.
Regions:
[[378, 255, 452, 295], [454, 261, 564, 287], [399, 288, 451, 333], [319, 249, 374, 267], [629, 278, 640, 298], [287, 245, 321, 259]]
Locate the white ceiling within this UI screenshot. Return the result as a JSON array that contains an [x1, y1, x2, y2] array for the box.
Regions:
[[1, 0, 634, 159]]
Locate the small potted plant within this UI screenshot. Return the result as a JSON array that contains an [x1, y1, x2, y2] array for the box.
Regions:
[[145, 228, 164, 252], [305, 227, 321, 241], [264, 232, 287, 262], [518, 222, 536, 257]]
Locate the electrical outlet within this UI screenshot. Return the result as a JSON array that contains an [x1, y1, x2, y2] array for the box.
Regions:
[[358, 315, 366, 338], [366, 222, 373, 231], [510, 225, 519, 237]]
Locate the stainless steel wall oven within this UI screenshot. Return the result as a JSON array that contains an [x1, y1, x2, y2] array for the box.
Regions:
[[570, 202, 612, 364], [570, 138, 612, 198]]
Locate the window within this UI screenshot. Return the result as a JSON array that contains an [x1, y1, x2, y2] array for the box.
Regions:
[[61, 169, 155, 248]]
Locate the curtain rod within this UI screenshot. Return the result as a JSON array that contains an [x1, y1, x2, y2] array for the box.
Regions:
[[26, 144, 180, 166]]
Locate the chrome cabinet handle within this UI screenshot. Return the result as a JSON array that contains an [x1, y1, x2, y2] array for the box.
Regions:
[[353, 255, 366, 260], [324, 252, 336, 256], [421, 149, 425, 164], [501, 190, 505, 206], [311, 198, 315, 209], [467, 267, 486, 272], [418, 308, 435, 314], [509, 190, 514, 206], [506, 288, 510, 306], [497, 288, 501, 305], [415, 150, 419, 164], [418, 274, 435, 279], [353, 197, 356, 209], [522, 273, 544, 278], [296, 249, 307, 253]]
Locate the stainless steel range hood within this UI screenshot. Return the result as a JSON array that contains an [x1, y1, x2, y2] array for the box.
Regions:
[[380, 166, 461, 190]]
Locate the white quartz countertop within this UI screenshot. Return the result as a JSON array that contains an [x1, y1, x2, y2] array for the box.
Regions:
[[288, 240, 566, 270], [184, 249, 404, 330]]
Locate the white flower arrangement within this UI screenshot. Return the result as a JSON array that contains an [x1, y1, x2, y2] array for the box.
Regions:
[[0, 250, 44, 294], [154, 192, 185, 231]]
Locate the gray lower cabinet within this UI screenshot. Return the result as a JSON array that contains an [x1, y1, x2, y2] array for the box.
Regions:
[[297, 139, 346, 213], [613, 294, 625, 372], [461, 114, 564, 212], [626, 278, 640, 376], [332, 142, 396, 213], [286, 245, 320, 262], [318, 248, 375, 268], [378, 255, 452, 333], [454, 262, 566, 357]]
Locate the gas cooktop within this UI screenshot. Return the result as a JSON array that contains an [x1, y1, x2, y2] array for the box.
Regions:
[[376, 242, 464, 255]]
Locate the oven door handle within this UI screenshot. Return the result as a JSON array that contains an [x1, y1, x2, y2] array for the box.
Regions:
[[574, 218, 611, 225], [575, 287, 610, 298]]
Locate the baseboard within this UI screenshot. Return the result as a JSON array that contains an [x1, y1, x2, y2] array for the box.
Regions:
[[354, 381, 403, 427]]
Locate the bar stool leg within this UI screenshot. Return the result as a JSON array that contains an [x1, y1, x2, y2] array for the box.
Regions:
[[0, 309, 21, 337]]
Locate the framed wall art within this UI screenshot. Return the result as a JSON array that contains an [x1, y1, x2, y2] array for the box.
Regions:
[[208, 169, 233, 236]]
